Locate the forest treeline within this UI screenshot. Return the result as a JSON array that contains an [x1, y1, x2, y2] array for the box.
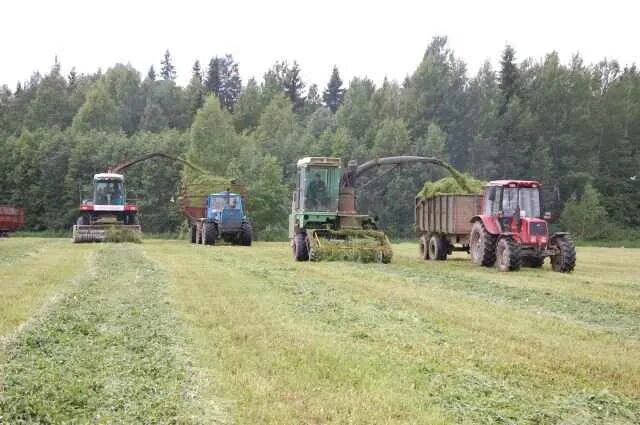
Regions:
[[0, 37, 638, 240]]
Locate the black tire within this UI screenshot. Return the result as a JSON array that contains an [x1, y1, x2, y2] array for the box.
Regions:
[[240, 222, 252, 246], [292, 233, 308, 261], [551, 235, 576, 273], [470, 221, 497, 267], [522, 256, 544, 268], [496, 236, 521, 272], [195, 223, 203, 244], [428, 234, 448, 260], [190, 224, 197, 244], [203, 222, 217, 245], [419, 235, 430, 260]]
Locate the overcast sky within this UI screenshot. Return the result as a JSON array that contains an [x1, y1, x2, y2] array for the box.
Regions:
[[2, 0, 638, 90]]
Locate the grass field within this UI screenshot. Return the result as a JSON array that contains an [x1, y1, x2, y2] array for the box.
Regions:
[[0, 238, 639, 424]]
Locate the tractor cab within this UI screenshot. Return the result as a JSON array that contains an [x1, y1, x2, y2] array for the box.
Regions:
[[293, 157, 341, 213], [206, 192, 246, 232], [483, 180, 549, 245]]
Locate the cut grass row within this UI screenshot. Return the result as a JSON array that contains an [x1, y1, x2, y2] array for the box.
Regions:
[[145, 241, 640, 424], [0, 243, 220, 424], [1, 239, 638, 423]]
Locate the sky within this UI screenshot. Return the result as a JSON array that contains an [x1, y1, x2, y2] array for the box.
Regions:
[[2, 0, 638, 90]]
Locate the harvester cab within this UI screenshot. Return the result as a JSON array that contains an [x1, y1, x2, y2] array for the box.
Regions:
[[72, 173, 141, 242], [470, 180, 576, 272]]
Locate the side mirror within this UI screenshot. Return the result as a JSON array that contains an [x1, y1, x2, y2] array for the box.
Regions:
[[544, 212, 552, 220]]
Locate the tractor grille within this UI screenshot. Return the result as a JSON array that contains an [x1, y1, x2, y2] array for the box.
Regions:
[[530, 222, 547, 236]]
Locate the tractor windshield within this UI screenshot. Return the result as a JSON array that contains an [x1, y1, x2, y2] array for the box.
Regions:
[[211, 194, 242, 212], [304, 166, 339, 212], [501, 187, 541, 217], [94, 180, 124, 205], [518, 188, 541, 217]]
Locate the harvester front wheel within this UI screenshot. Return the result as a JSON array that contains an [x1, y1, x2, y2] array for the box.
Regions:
[[428, 235, 448, 261], [203, 222, 217, 245], [551, 235, 576, 273], [496, 236, 521, 272], [292, 233, 308, 261], [470, 221, 497, 267]]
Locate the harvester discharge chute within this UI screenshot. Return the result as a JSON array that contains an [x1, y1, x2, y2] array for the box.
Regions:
[[289, 156, 449, 263]]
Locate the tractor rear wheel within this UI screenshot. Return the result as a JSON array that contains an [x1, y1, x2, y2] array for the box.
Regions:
[[428, 234, 448, 260], [292, 233, 308, 261], [240, 222, 252, 246], [203, 222, 217, 245], [470, 221, 497, 267], [522, 256, 544, 268], [496, 236, 521, 272], [551, 235, 576, 273], [190, 224, 197, 244]]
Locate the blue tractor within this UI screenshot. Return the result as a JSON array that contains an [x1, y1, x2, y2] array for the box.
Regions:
[[188, 191, 252, 246]]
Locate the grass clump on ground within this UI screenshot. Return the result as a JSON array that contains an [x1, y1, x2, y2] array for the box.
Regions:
[[0, 244, 213, 423], [103, 227, 142, 243]]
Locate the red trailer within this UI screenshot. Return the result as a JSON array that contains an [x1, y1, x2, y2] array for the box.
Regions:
[[0, 206, 25, 237]]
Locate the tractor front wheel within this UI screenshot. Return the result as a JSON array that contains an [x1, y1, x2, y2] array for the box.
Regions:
[[496, 236, 521, 272], [470, 221, 497, 267], [203, 222, 217, 245], [240, 222, 252, 246], [428, 234, 448, 260], [292, 233, 309, 261], [551, 235, 576, 273]]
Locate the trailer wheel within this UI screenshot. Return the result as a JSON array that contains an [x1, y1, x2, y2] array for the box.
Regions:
[[292, 233, 308, 261], [496, 236, 521, 272], [195, 223, 203, 244], [428, 235, 448, 260], [203, 222, 217, 245], [470, 221, 497, 267], [190, 225, 197, 244], [551, 235, 576, 273], [419, 235, 430, 260]]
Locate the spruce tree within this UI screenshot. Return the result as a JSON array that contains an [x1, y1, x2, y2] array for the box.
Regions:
[[160, 49, 176, 81], [147, 65, 157, 81], [283, 61, 305, 111], [323, 66, 345, 113], [205, 57, 222, 98]]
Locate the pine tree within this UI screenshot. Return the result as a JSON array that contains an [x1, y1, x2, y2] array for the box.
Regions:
[[283, 61, 305, 111], [147, 65, 157, 82], [220, 55, 241, 112], [205, 57, 222, 98], [323, 66, 345, 113], [160, 50, 176, 81], [186, 60, 205, 117], [499, 45, 519, 114]]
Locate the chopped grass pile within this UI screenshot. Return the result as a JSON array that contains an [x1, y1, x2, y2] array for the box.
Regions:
[[103, 227, 142, 243], [180, 175, 240, 207], [418, 169, 486, 198]]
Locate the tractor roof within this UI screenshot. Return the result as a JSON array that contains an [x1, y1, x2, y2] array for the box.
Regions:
[[94, 173, 124, 181], [487, 180, 541, 188], [297, 157, 341, 168]]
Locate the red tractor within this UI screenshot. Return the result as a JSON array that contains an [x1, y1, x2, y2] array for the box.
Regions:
[[416, 180, 576, 272], [470, 180, 575, 272]]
